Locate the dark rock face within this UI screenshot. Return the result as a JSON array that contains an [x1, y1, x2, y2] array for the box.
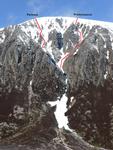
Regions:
[[0, 128, 106, 150], [56, 32, 63, 49], [0, 25, 66, 142], [56, 18, 63, 28], [65, 81, 113, 148], [0, 22, 97, 150], [0, 17, 111, 150], [48, 30, 63, 62], [64, 26, 113, 149], [63, 24, 80, 52]]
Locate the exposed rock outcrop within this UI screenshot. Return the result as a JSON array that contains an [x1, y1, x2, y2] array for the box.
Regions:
[[64, 25, 113, 149], [0, 17, 112, 150], [0, 25, 66, 141]]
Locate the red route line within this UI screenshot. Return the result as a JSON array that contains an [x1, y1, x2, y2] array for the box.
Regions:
[[78, 30, 83, 42], [34, 17, 46, 48], [34, 17, 83, 69], [60, 18, 83, 68], [60, 41, 82, 68], [60, 53, 70, 68], [75, 17, 78, 24]]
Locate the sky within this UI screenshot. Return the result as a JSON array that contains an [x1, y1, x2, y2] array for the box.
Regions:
[[0, 0, 113, 28]]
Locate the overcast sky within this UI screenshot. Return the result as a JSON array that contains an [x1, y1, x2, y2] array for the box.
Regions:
[[0, 0, 113, 28]]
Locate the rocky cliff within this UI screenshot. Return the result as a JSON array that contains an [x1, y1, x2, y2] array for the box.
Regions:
[[64, 24, 113, 149], [0, 17, 113, 149]]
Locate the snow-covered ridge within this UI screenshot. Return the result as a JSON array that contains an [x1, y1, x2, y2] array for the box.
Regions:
[[1, 16, 113, 35], [21, 17, 113, 56], [1, 16, 113, 70], [20, 16, 113, 30], [0, 17, 113, 45]]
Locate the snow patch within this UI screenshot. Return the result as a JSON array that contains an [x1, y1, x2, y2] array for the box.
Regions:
[[73, 48, 79, 55], [109, 33, 113, 50], [104, 44, 106, 48], [49, 94, 72, 131], [107, 50, 109, 59], [18, 35, 25, 44], [28, 79, 37, 114], [13, 105, 24, 120], [0, 33, 5, 43], [104, 71, 108, 79]]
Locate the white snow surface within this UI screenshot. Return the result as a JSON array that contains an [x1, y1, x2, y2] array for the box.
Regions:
[[0, 32, 5, 44], [48, 94, 72, 131], [18, 17, 113, 67], [1, 16, 113, 60], [21, 17, 113, 32], [0, 17, 113, 46], [107, 50, 110, 59]]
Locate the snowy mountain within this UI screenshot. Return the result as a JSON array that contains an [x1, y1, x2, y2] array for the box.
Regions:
[[1, 17, 113, 63], [0, 17, 113, 149]]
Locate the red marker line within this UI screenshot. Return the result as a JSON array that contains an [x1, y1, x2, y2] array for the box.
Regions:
[[60, 52, 70, 68], [75, 17, 78, 24], [34, 17, 46, 48], [59, 18, 83, 69], [73, 17, 80, 25]]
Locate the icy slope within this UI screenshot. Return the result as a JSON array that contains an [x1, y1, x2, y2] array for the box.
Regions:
[[1, 17, 113, 57]]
